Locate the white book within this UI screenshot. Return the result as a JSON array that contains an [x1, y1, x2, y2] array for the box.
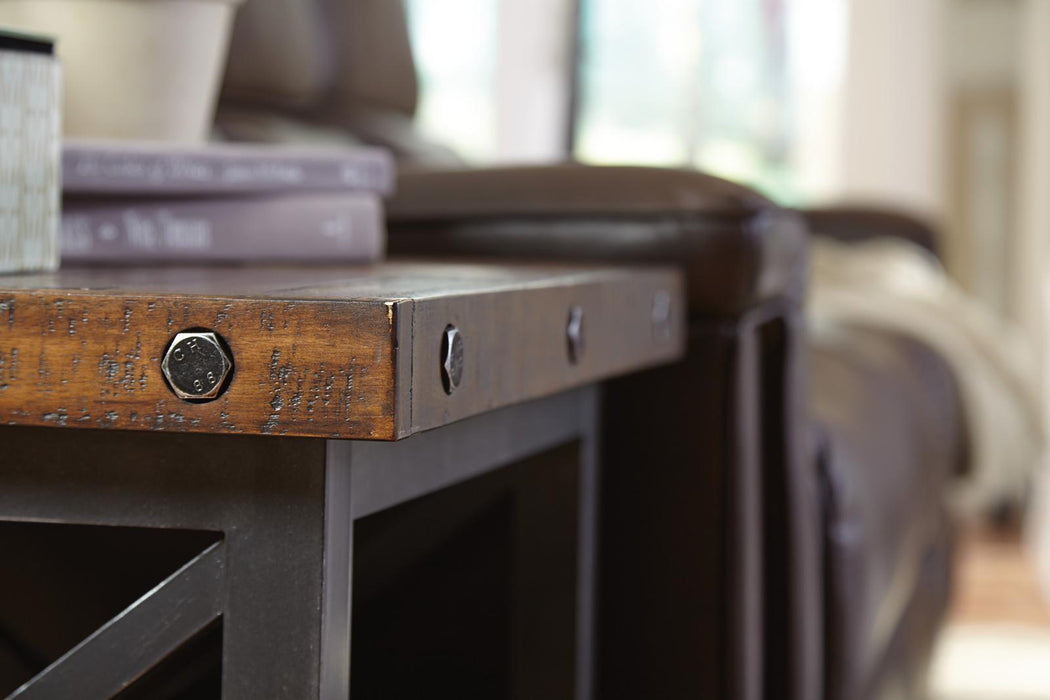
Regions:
[[0, 31, 61, 274]]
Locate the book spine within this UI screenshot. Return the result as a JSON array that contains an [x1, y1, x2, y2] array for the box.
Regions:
[[61, 194, 385, 263], [0, 48, 61, 273], [62, 148, 395, 196]]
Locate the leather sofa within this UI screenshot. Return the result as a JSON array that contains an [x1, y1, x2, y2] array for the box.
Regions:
[[386, 172, 965, 700], [215, 2, 967, 698], [803, 209, 965, 700], [389, 166, 820, 700]]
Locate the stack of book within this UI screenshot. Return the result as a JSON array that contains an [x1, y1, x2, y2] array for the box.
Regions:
[[61, 141, 395, 264], [0, 30, 61, 274]]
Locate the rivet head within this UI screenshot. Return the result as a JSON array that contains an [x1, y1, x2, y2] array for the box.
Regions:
[[566, 306, 584, 364], [441, 325, 464, 394], [651, 291, 673, 340], [161, 330, 233, 401]]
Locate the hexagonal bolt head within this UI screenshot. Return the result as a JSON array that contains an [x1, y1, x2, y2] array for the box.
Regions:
[[441, 325, 464, 395], [566, 306, 584, 364], [161, 331, 233, 401], [651, 291, 673, 341]]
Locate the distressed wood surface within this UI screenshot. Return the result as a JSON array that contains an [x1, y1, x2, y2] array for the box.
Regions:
[[0, 262, 685, 439], [0, 289, 396, 438]]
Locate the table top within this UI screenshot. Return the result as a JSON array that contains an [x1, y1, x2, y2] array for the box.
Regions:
[[0, 261, 685, 440]]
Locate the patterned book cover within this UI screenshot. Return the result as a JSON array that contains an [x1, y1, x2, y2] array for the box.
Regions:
[[0, 31, 61, 273]]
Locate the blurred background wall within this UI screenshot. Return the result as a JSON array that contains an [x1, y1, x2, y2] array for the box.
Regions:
[[841, 0, 944, 217]]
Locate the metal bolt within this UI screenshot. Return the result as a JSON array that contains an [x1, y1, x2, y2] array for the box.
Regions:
[[566, 306, 584, 364], [161, 330, 233, 401], [441, 325, 464, 394], [651, 291, 673, 340]]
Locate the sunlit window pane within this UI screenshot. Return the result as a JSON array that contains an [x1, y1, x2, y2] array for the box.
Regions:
[[406, 0, 500, 162], [575, 0, 847, 204]]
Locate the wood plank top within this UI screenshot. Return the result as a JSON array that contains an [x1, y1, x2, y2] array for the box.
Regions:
[[0, 262, 685, 440]]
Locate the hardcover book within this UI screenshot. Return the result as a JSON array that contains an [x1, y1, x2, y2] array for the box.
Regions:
[[63, 140, 396, 196], [62, 192, 385, 263], [0, 30, 61, 273]]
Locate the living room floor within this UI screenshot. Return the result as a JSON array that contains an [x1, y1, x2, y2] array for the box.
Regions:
[[929, 521, 1050, 700]]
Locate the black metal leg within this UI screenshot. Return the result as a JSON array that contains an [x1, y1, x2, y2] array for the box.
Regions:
[[219, 505, 329, 699], [575, 388, 599, 700], [320, 447, 353, 700], [335, 386, 599, 700]]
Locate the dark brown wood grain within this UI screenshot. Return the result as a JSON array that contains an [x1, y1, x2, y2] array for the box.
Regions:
[[0, 262, 685, 440], [0, 289, 397, 439]]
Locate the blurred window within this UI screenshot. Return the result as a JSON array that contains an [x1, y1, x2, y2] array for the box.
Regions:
[[574, 0, 847, 203], [405, 0, 848, 194], [405, 0, 500, 161]]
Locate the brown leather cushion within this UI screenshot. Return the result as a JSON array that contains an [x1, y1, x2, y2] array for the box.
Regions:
[[392, 165, 773, 218], [802, 206, 941, 260], [862, 525, 954, 700], [389, 165, 808, 316], [810, 325, 963, 700]]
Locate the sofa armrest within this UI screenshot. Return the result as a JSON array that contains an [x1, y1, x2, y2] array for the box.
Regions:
[[800, 206, 942, 260], [389, 165, 809, 317], [390, 164, 822, 700]]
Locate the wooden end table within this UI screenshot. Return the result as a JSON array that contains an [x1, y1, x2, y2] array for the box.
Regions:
[[0, 262, 684, 699]]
